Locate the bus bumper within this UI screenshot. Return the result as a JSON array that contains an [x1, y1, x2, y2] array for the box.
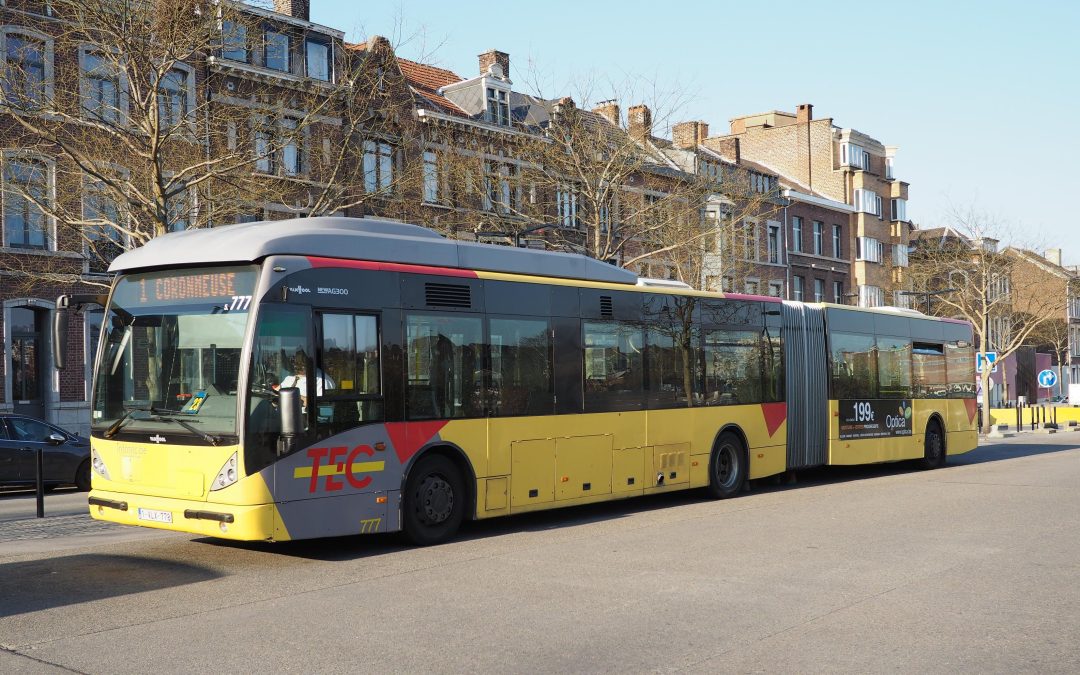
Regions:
[[88, 489, 276, 541]]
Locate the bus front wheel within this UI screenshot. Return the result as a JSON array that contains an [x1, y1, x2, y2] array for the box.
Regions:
[[920, 420, 946, 470], [707, 431, 747, 499], [402, 454, 465, 546]]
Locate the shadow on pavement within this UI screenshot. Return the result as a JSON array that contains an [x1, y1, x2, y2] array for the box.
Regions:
[[0, 553, 220, 618], [191, 440, 1079, 561]]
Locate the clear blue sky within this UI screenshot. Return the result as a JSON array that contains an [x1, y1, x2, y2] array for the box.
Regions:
[[310, 0, 1080, 263]]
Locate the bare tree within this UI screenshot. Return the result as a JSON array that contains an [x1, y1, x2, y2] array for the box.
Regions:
[[909, 209, 1060, 431], [0, 0, 414, 289]]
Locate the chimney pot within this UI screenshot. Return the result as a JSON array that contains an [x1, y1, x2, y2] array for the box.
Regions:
[[672, 121, 709, 150], [797, 103, 813, 124], [479, 50, 510, 79], [628, 104, 652, 140], [273, 0, 310, 21]]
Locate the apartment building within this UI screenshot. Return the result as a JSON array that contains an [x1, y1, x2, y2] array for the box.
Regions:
[[781, 179, 854, 304], [0, 0, 345, 431], [716, 103, 911, 307]]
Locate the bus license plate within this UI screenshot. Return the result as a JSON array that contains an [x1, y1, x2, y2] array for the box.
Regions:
[[137, 508, 173, 524]]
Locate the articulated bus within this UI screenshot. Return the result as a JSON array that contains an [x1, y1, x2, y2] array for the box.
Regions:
[[56, 217, 978, 545]]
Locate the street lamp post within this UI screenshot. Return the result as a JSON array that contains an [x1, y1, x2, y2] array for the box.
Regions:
[[898, 288, 958, 314]]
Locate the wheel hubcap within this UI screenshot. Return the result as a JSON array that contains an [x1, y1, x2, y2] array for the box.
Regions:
[[417, 475, 454, 524], [716, 445, 737, 488]]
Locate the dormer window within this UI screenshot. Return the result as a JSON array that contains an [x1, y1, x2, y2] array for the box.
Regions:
[[265, 28, 289, 72], [486, 87, 509, 126], [222, 20, 248, 62], [305, 36, 330, 81]]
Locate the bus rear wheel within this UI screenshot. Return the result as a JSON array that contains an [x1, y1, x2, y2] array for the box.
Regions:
[[707, 431, 747, 499], [920, 420, 946, 470], [402, 454, 465, 546]]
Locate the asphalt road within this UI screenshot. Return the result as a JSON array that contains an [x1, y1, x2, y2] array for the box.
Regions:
[[2, 434, 1079, 674]]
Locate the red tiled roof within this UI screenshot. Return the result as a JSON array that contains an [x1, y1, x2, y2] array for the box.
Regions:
[[396, 58, 469, 117]]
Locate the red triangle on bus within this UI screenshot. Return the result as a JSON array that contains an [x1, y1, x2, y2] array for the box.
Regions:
[[385, 421, 450, 465], [760, 402, 787, 438]]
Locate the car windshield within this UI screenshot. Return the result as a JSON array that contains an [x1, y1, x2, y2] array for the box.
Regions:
[[91, 266, 258, 438]]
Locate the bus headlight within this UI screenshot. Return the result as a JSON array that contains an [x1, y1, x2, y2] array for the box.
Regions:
[[91, 449, 111, 480], [210, 453, 239, 491]]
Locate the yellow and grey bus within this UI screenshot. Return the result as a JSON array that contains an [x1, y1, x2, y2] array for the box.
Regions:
[[56, 217, 978, 545]]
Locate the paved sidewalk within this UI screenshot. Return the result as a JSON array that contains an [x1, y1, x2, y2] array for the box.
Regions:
[[0, 513, 123, 544]]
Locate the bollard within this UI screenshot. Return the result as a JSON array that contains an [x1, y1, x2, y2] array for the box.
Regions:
[[35, 446, 44, 518]]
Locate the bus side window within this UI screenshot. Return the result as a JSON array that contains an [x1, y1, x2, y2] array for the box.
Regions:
[[829, 332, 878, 400], [876, 336, 912, 399], [316, 313, 383, 438]]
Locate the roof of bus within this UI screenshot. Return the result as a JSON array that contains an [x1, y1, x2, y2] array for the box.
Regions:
[[109, 217, 638, 285]]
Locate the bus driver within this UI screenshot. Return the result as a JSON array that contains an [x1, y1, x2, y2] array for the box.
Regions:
[[274, 353, 335, 408]]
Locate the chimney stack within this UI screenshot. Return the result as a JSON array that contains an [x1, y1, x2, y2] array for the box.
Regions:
[[592, 100, 620, 125], [1045, 248, 1063, 267], [796, 103, 813, 125], [672, 121, 709, 150], [628, 104, 652, 140], [479, 50, 510, 78], [273, 0, 310, 21]]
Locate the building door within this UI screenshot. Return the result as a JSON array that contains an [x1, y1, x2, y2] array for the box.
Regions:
[[10, 306, 45, 420]]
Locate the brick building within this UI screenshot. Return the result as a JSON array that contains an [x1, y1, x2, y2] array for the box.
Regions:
[[0, 0, 345, 432], [713, 103, 911, 307]]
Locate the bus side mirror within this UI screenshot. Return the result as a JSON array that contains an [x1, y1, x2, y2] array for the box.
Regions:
[[279, 387, 303, 437], [53, 296, 71, 371]]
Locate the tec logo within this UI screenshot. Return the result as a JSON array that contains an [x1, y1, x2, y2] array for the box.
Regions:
[[294, 445, 385, 493]]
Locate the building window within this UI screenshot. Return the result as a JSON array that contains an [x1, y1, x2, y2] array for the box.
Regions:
[[856, 236, 883, 263], [265, 29, 289, 72], [700, 160, 722, 183], [305, 37, 330, 81], [791, 216, 802, 252], [841, 142, 869, 170], [813, 220, 823, 255], [885, 156, 894, 180], [363, 141, 393, 193], [744, 279, 759, 295], [891, 198, 907, 222], [557, 185, 577, 228], [768, 281, 783, 297], [166, 185, 192, 232], [792, 275, 804, 301], [254, 120, 273, 174], [157, 67, 190, 128], [767, 223, 780, 263], [2, 156, 51, 249], [280, 117, 303, 176], [80, 49, 123, 123], [222, 20, 248, 62], [832, 224, 842, 258], [854, 188, 882, 217], [833, 280, 844, 303], [750, 171, 773, 194], [892, 244, 909, 267], [2, 31, 50, 108], [814, 278, 825, 302], [743, 221, 758, 261], [84, 177, 126, 272], [423, 150, 440, 203], [858, 285, 885, 308], [486, 87, 509, 126]]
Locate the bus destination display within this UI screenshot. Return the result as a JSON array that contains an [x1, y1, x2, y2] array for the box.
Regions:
[[134, 269, 255, 309], [839, 399, 913, 440]]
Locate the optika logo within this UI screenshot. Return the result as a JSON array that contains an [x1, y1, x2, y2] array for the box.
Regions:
[[149, 434, 167, 444], [288, 285, 311, 295]]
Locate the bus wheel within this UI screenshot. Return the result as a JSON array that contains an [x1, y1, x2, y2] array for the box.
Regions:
[[707, 431, 747, 499], [920, 420, 946, 470], [402, 454, 465, 546]]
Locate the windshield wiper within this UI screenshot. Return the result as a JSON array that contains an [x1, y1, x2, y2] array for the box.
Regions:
[[103, 406, 222, 445]]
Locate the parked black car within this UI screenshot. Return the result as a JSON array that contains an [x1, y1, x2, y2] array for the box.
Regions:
[[0, 414, 90, 491]]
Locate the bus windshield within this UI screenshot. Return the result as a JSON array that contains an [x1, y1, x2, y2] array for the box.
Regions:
[[91, 266, 258, 439]]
